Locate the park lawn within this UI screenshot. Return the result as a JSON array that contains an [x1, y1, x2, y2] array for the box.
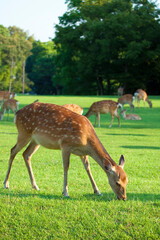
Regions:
[[0, 95, 159, 240]]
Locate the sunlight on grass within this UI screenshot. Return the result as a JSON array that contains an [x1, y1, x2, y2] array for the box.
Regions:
[[0, 95, 159, 239]]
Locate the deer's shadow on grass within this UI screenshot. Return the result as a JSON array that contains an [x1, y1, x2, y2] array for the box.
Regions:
[[0, 131, 17, 135], [121, 146, 160, 150], [106, 133, 148, 137], [0, 189, 159, 203]]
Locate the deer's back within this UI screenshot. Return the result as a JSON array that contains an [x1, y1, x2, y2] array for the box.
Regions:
[[0, 91, 10, 101], [136, 89, 147, 100], [118, 94, 133, 104], [15, 102, 94, 149], [89, 100, 118, 114], [62, 104, 83, 115]]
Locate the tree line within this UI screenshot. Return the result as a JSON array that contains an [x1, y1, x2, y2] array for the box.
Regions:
[[0, 0, 160, 95]]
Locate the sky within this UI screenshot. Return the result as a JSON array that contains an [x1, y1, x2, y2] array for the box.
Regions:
[[0, 0, 68, 42], [0, 0, 160, 42]]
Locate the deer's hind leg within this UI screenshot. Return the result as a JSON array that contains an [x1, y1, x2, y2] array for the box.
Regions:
[[22, 139, 40, 190], [94, 113, 100, 127], [110, 109, 120, 128], [4, 133, 31, 189], [62, 147, 71, 197]]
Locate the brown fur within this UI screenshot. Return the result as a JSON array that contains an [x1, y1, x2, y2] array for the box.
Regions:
[[134, 89, 152, 108], [85, 100, 120, 128], [0, 91, 15, 109], [117, 87, 124, 96], [4, 102, 128, 200], [62, 104, 83, 115], [118, 94, 135, 112], [120, 109, 141, 120], [0, 99, 19, 121]]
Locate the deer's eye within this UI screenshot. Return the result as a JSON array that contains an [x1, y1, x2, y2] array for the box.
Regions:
[[116, 182, 120, 187]]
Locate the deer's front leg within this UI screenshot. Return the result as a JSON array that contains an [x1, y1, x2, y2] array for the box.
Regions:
[[62, 148, 70, 197], [81, 155, 101, 195]]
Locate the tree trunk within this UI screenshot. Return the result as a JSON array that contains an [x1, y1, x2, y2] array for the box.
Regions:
[[22, 60, 25, 93], [107, 78, 111, 94], [9, 56, 14, 93], [97, 76, 104, 95]]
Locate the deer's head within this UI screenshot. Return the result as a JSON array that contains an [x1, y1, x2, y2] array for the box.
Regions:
[[105, 155, 128, 200]]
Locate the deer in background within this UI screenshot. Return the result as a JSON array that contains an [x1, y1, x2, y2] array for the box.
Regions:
[[134, 89, 152, 108], [0, 99, 19, 121], [120, 109, 141, 120], [117, 87, 124, 96], [3, 102, 128, 200], [85, 100, 121, 128], [118, 94, 135, 112], [62, 104, 83, 115], [0, 91, 15, 109]]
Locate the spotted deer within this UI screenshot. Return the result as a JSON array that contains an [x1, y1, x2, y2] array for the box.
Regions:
[[0, 99, 19, 121], [117, 87, 124, 96], [4, 102, 128, 200], [0, 91, 15, 109], [85, 100, 120, 128], [62, 104, 83, 115], [118, 94, 135, 112], [134, 89, 152, 108], [120, 109, 141, 120]]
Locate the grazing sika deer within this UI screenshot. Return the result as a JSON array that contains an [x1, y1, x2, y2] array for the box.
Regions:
[[134, 89, 152, 108], [62, 104, 83, 115], [118, 94, 135, 112], [0, 99, 19, 121], [4, 102, 128, 200], [85, 100, 120, 128], [120, 109, 141, 120], [0, 91, 15, 109]]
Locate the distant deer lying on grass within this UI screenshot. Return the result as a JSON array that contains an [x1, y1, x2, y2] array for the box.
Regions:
[[85, 100, 121, 128], [0, 99, 19, 121], [120, 109, 142, 120], [134, 89, 152, 108], [3, 102, 128, 200]]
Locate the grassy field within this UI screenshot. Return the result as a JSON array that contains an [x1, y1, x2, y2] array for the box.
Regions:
[[0, 95, 160, 240]]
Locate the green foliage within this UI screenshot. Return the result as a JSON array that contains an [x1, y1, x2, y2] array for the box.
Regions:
[[0, 95, 159, 239], [25, 41, 57, 94], [54, 0, 160, 95], [0, 25, 34, 92]]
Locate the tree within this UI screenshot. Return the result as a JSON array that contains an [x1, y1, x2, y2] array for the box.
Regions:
[[26, 41, 57, 95], [0, 25, 34, 93], [54, 0, 160, 95]]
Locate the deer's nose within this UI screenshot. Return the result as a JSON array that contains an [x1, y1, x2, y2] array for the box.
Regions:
[[117, 196, 127, 201]]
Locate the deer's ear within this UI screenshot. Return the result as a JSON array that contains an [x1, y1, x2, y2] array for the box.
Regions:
[[119, 155, 125, 169]]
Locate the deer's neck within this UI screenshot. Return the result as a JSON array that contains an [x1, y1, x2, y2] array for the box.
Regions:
[[88, 133, 116, 170], [146, 98, 150, 103]]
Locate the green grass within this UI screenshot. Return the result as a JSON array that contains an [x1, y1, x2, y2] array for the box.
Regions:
[[0, 95, 160, 240]]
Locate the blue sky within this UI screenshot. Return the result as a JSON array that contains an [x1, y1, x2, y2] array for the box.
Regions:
[[0, 0, 68, 42], [0, 0, 160, 42]]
